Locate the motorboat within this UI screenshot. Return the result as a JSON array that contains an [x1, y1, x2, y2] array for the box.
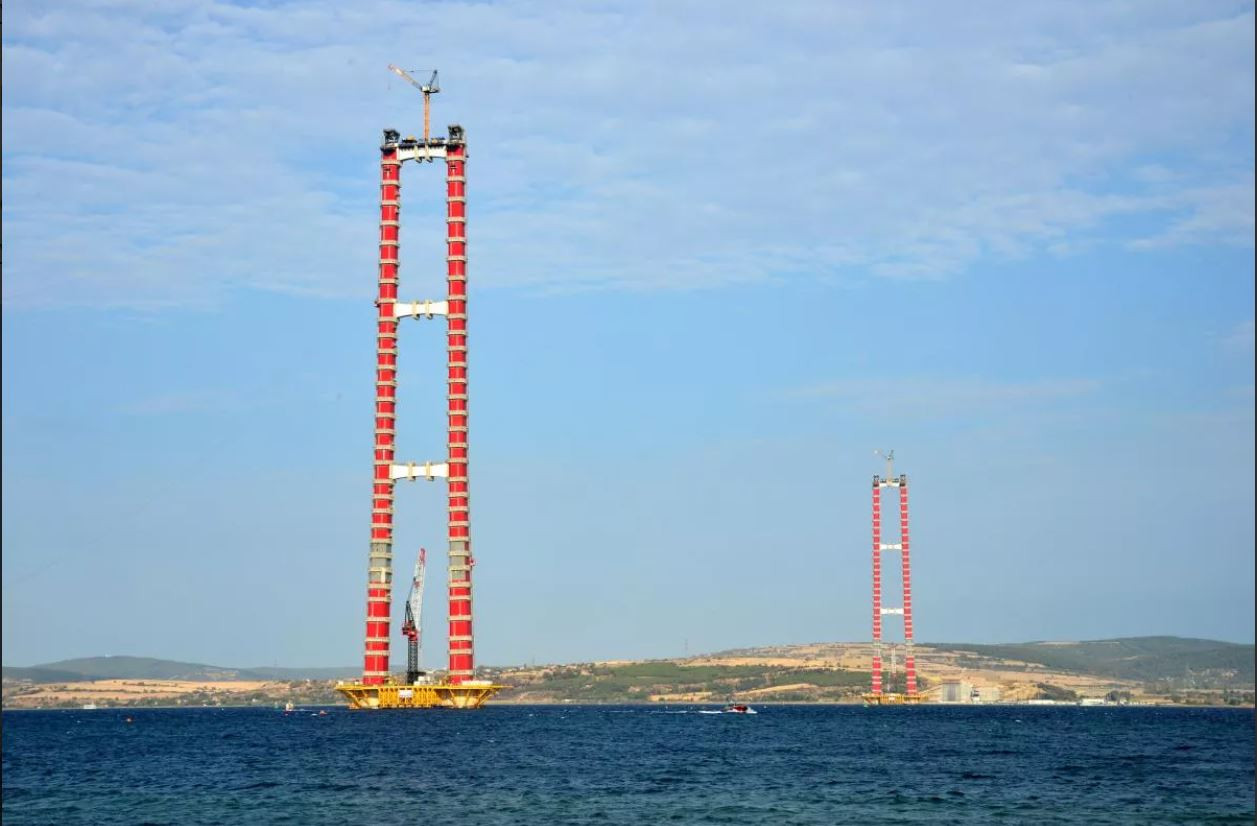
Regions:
[[723, 704, 755, 714]]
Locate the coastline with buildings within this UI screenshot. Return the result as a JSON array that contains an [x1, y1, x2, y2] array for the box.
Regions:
[[5, 637, 1251, 710]]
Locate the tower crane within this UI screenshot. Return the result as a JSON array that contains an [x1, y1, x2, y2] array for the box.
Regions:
[[874, 449, 895, 481], [387, 65, 440, 150], [401, 548, 427, 685]]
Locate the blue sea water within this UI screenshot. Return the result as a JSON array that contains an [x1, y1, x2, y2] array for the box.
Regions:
[[3, 704, 1253, 824]]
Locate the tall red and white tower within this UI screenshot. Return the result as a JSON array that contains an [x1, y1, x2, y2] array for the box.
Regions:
[[869, 450, 918, 703], [339, 71, 501, 709]]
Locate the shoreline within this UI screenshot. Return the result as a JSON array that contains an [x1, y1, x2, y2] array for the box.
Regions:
[[5, 700, 1253, 711]]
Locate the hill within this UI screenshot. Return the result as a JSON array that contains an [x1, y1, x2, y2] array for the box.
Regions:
[[484, 636, 1252, 705], [1, 656, 357, 684], [927, 637, 1254, 685], [1, 666, 91, 684]]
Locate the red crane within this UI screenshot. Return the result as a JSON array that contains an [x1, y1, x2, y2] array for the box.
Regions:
[[401, 548, 427, 685]]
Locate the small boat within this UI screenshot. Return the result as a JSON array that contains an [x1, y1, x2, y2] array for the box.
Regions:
[[284, 702, 295, 713], [723, 704, 755, 714]]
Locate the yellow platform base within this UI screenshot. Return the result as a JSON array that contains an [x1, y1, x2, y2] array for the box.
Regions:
[[336, 681, 506, 709], [862, 692, 923, 705]]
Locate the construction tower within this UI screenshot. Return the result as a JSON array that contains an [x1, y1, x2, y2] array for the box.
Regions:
[[865, 450, 920, 705], [337, 69, 503, 710]]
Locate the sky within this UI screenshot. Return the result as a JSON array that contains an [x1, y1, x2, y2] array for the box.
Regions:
[[2, 1, 1253, 669]]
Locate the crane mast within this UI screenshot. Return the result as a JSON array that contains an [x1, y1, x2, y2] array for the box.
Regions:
[[401, 548, 427, 684], [387, 65, 440, 150]]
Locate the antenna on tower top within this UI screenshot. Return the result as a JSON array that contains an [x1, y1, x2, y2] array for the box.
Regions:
[[388, 65, 441, 147]]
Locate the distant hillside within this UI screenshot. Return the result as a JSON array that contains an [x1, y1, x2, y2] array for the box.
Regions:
[[5, 637, 1251, 699], [928, 637, 1254, 684], [2, 656, 358, 684], [2, 667, 91, 684], [491, 660, 871, 704], [483, 635, 1253, 705]]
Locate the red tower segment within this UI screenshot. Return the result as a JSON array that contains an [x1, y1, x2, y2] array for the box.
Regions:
[[900, 480, 916, 696], [871, 481, 883, 696], [363, 144, 403, 684], [445, 139, 475, 683]]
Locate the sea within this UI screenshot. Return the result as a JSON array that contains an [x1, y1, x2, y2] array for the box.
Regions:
[[3, 704, 1253, 824]]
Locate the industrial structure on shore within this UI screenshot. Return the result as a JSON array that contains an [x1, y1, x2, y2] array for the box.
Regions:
[[864, 450, 920, 705], [336, 68, 503, 709]]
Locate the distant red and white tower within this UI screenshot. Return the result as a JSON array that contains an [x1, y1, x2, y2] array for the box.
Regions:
[[870, 450, 917, 699]]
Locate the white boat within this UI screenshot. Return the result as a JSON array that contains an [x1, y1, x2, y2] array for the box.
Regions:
[[284, 702, 295, 713]]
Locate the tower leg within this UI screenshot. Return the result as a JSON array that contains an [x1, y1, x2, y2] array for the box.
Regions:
[[900, 480, 916, 696], [364, 142, 402, 685], [871, 480, 882, 696], [445, 138, 474, 683]]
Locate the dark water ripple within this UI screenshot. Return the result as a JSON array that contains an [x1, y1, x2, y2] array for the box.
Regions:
[[3, 705, 1253, 824]]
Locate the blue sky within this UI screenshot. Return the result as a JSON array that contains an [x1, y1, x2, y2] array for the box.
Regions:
[[2, 1, 1253, 668]]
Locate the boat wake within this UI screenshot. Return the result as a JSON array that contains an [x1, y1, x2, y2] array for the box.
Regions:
[[699, 707, 758, 715]]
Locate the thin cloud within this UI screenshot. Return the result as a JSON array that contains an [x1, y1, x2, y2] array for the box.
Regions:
[[1131, 176, 1256, 249], [2, 1, 1253, 309]]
